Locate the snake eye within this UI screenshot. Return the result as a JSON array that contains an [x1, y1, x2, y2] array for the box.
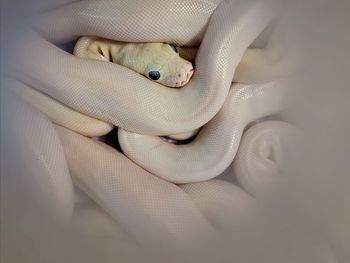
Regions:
[[169, 44, 178, 53], [148, 71, 160, 80]]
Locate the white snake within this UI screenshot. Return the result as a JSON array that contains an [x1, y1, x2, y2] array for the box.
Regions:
[[7, 1, 348, 259], [14, 0, 290, 185]]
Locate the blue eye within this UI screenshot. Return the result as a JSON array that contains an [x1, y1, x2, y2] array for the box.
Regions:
[[148, 71, 160, 80], [169, 44, 178, 53]]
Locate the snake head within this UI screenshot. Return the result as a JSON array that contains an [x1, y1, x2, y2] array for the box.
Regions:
[[141, 43, 194, 88], [75, 37, 194, 88]]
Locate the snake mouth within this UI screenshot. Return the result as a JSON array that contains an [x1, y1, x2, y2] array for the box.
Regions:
[[159, 136, 196, 145], [186, 69, 194, 82]]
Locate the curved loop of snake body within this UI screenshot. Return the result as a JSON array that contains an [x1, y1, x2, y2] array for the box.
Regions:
[[232, 120, 300, 196], [16, 0, 290, 183], [119, 82, 285, 183]]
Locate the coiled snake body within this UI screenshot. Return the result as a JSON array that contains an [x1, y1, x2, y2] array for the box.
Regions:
[[15, 0, 289, 184]]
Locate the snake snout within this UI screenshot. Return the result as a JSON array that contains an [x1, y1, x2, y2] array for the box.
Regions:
[[173, 62, 194, 88]]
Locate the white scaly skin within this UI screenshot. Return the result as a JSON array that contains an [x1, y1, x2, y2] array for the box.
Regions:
[[12, 80, 114, 137]]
